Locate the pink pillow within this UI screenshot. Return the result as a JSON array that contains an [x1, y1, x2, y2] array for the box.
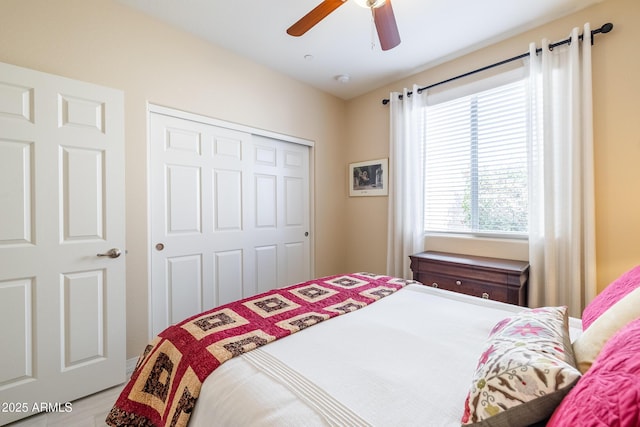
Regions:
[[582, 265, 640, 329], [547, 317, 640, 427]]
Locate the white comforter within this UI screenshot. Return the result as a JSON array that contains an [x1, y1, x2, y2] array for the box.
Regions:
[[190, 284, 581, 427]]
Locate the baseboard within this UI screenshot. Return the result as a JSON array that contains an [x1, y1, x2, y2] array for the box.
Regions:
[[126, 357, 138, 379]]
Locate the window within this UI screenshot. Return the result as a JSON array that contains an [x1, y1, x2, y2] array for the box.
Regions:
[[423, 74, 528, 237]]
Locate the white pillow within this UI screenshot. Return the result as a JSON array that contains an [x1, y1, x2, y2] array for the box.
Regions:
[[573, 286, 640, 373]]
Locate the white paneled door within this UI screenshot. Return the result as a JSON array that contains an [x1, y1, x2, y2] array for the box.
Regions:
[[0, 63, 125, 425], [149, 110, 312, 337]]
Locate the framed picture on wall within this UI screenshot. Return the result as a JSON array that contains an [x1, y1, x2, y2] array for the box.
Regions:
[[349, 158, 388, 197]]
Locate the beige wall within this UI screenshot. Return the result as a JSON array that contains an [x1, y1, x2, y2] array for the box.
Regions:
[[345, 0, 640, 293], [0, 0, 349, 358]]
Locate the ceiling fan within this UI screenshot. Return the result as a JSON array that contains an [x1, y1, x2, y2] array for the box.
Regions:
[[286, 0, 401, 51]]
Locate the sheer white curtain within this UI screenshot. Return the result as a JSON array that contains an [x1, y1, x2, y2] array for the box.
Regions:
[[527, 24, 597, 317], [386, 85, 426, 278]]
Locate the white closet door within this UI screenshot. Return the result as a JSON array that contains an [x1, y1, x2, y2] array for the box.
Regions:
[[149, 111, 311, 337], [0, 62, 125, 425]]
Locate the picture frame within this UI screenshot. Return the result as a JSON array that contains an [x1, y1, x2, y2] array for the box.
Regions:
[[349, 158, 388, 197]]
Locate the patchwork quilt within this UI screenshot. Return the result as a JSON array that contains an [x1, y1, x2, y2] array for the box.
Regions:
[[105, 273, 414, 427]]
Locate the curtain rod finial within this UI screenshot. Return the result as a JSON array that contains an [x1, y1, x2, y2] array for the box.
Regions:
[[600, 23, 614, 33]]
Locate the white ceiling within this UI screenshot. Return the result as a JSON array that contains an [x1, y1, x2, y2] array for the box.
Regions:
[[116, 0, 603, 100]]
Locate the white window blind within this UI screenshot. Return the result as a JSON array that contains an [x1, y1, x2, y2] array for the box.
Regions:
[[423, 78, 528, 236]]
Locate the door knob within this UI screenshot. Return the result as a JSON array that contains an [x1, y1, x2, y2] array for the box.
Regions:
[[97, 248, 122, 258]]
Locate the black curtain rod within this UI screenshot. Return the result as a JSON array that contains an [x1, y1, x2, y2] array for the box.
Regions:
[[381, 22, 613, 105]]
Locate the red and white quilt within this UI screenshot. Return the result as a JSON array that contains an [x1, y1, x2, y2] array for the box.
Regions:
[[106, 273, 415, 427]]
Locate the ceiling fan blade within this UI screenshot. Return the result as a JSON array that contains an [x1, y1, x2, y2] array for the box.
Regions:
[[373, 0, 401, 50], [287, 0, 347, 37]]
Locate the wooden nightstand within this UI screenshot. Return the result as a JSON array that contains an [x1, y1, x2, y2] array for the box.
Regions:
[[409, 251, 529, 306]]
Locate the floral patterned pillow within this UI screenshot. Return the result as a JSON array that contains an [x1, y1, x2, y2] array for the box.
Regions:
[[461, 306, 581, 427]]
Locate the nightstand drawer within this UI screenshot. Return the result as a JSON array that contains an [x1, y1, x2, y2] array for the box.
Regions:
[[415, 272, 509, 302], [413, 259, 511, 285]]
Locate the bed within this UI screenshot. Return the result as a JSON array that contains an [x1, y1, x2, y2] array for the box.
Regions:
[[106, 268, 640, 427]]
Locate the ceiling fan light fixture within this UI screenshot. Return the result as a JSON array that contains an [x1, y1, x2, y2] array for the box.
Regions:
[[354, 0, 386, 9]]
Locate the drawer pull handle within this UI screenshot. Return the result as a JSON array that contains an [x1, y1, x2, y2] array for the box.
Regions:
[[431, 282, 439, 288], [456, 280, 462, 286], [482, 292, 490, 299]]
